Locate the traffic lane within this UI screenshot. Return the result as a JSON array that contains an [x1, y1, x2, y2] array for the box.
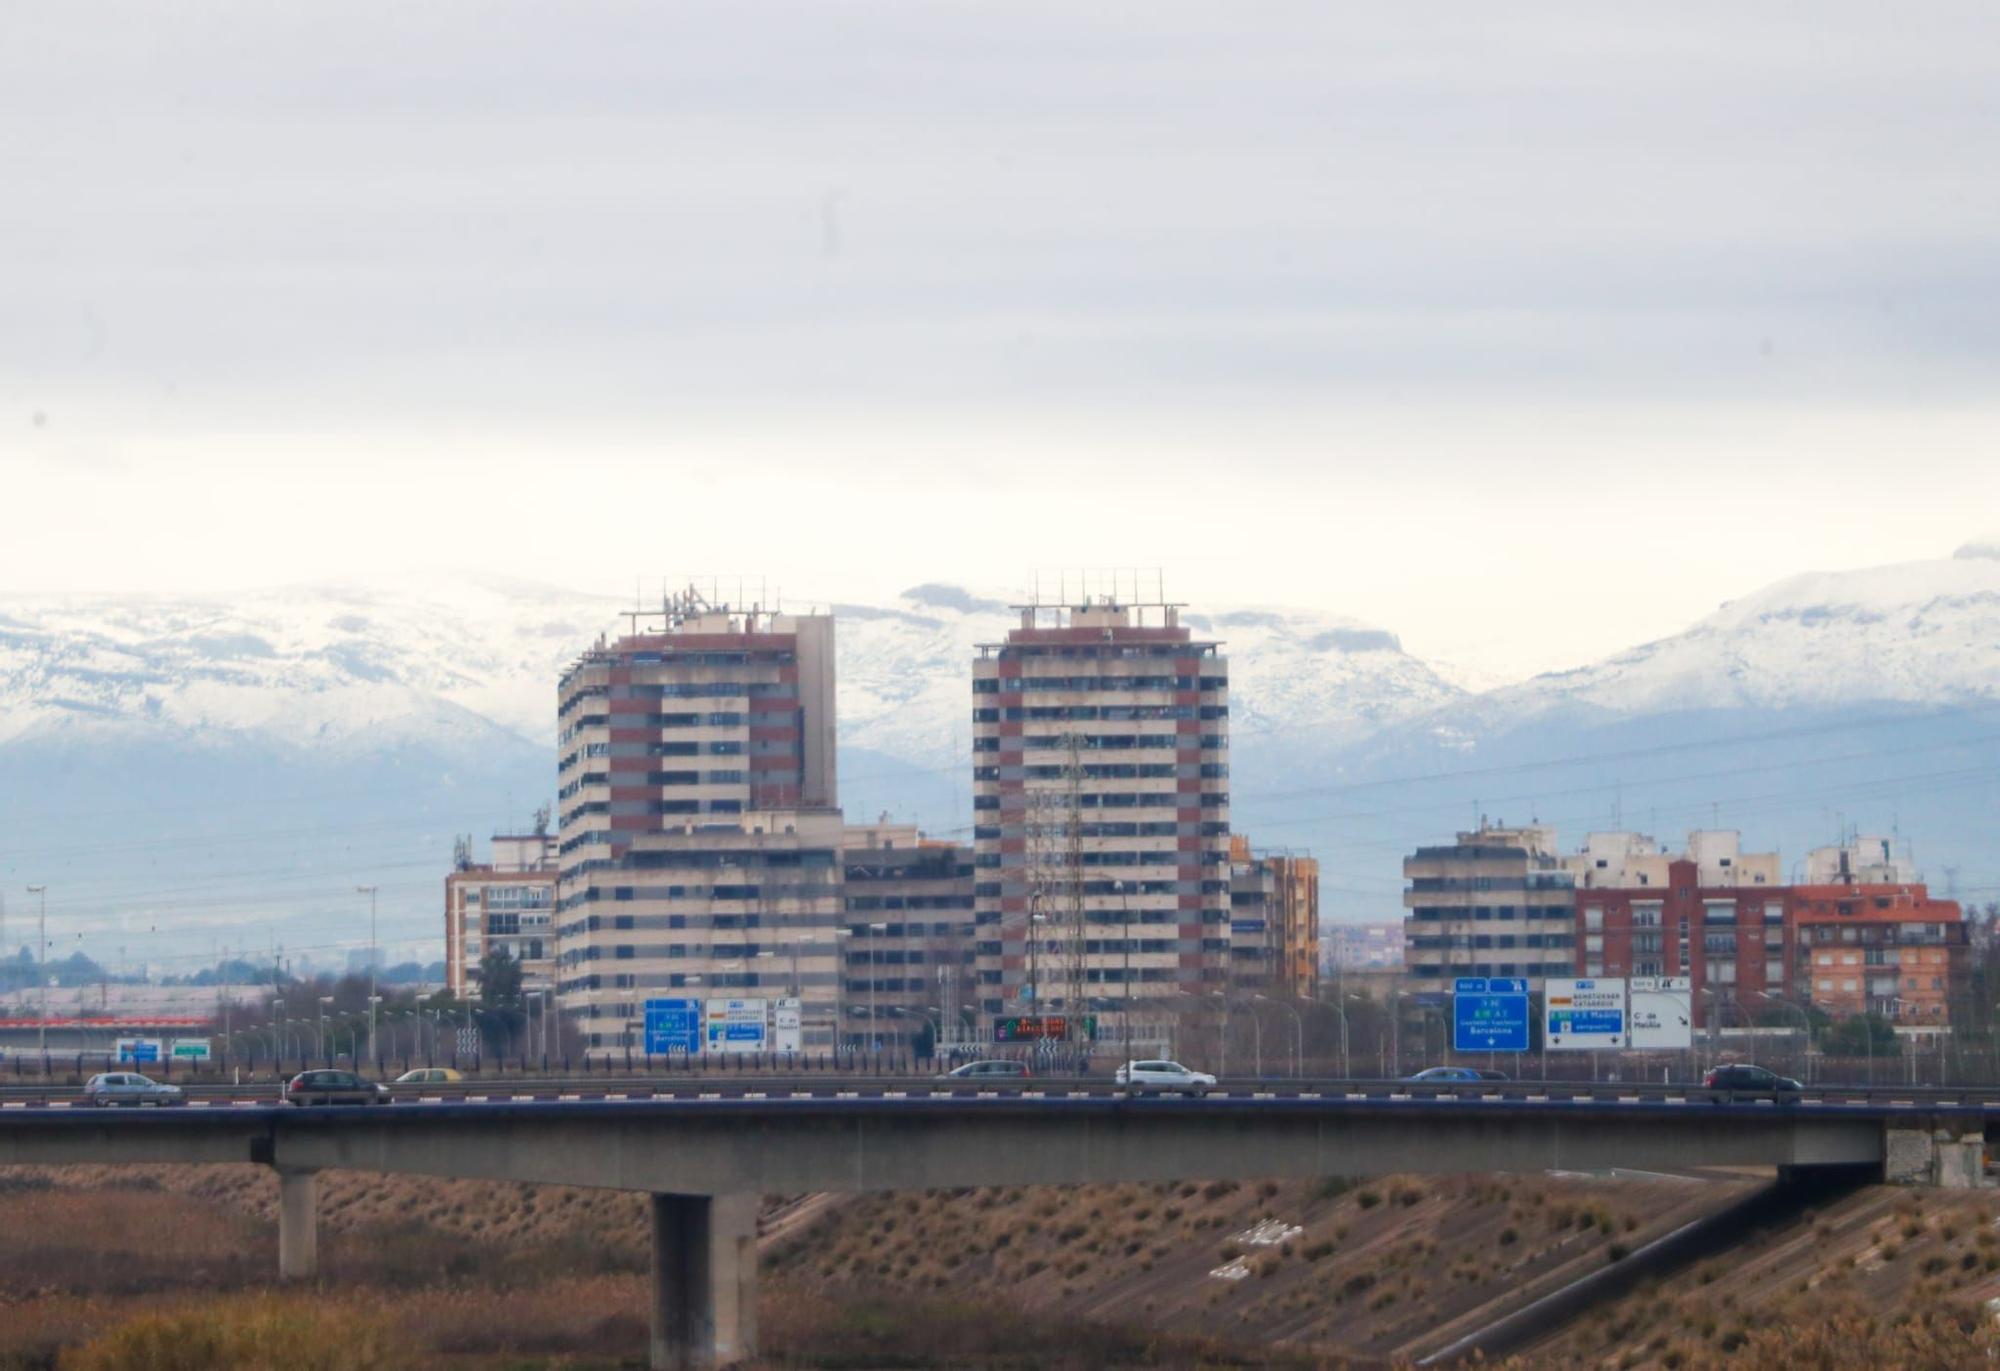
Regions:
[[270, 1078, 2000, 1110], [3, 1091, 1999, 1125], [3, 1077, 1998, 1109]]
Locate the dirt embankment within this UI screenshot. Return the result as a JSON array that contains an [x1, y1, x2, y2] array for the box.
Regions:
[[1523, 1183, 2000, 1369], [763, 1171, 1755, 1365], [8, 1162, 1991, 1370]]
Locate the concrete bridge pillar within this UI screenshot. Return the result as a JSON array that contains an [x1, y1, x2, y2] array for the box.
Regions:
[[648, 1192, 758, 1371], [1884, 1127, 1992, 1189], [276, 1168, 320, 1280]]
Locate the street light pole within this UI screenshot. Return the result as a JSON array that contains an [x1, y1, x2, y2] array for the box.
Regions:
[[833, 929, 853, 1053], [1026, 892, 1042, 1022], [26, 886, 46, 1056], [356, 885, 378, 1065], [1258, 995, 1302, 1078], [1115, 880, 1133, 1067], [867, 922, 887, 1053], [1756, 990, 1813, 1084]]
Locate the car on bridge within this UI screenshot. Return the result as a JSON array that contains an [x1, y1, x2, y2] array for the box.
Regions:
[[1702, 1064, 1802, 1101], [1115, 1060, 1217, 1097], [392, 1068, 465, 1086], [935, 1060, 1031, 1081], [1404, 1066, 1488, 1084], [82, 1072, 184, 1106], [284, 1070, 390, 1106]]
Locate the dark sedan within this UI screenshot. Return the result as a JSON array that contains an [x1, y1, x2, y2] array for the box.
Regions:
[[284, 1069, 389, 1106], [1702, 1064, 1802, 1100]]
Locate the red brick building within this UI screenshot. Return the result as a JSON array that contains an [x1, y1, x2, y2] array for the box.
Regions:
[[1576, 872, 1967, 1033], [1575, 859, 1794, 1028]]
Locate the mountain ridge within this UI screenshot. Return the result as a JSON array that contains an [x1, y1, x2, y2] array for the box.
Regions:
[[2, 543, 1996, 959]]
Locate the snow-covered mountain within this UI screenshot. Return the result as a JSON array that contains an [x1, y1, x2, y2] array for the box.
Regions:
[[1441, 537, 2000, 732], [834, 586, 1466, 771], [0, 577, 622, 756], [0, 577, 1463, 959], [0, 578, 1465, 764]]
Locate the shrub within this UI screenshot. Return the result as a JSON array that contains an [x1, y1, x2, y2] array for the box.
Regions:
[[60, 1295, 403, 1371], [1356, 1190, 1382, 1210]]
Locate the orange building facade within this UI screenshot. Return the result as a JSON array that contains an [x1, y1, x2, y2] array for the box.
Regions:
[[1795, 883, 1966, 1031]]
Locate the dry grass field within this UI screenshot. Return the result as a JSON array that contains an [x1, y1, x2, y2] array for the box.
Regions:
[[0, 1162, 1992, 1369], [1522, 1183, 2000, 1368]]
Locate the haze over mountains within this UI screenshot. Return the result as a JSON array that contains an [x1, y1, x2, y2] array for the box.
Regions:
[[1, 539, 1995, 969]]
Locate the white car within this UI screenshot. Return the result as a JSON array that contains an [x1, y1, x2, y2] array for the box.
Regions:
[[1115, 1060, 1216, 1097]]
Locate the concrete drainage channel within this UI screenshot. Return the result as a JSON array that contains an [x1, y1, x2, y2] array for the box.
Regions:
[[1415, 1165, 1879, 1366]]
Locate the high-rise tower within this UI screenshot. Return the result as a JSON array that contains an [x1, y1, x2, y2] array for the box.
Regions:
[[553, 588, 843, 1050], [970, 591, 1231, 1036]]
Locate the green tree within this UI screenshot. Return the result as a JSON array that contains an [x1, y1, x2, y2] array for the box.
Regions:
[[475, 949, 525, 1058], [477, 948, 524, 1007], [1821, 1013, 1900, 1058]]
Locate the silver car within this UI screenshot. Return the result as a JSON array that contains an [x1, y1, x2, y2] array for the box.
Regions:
[[83, 1072, 185, 1106], [1114, 1060, 1217, 1097]]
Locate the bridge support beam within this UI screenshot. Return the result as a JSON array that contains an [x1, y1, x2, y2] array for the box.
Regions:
[[276, 1168, 320, 1280], [648, 1192, 758, 1371]]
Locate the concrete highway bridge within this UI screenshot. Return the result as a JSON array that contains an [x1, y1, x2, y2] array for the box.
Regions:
[[0, 1077, 1992, 1369]]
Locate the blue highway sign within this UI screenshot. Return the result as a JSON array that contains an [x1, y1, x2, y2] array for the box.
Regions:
[[643, 998, 701, 1055], [1452, 978, 1530, 1053]]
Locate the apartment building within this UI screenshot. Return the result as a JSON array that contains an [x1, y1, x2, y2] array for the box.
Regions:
[[445, 832, 558, 997], [1795, 882, 1966, 1035], [1226, 837, 1320, 1000], [840, 823, 977, 1052], [1569, 830, 1968, 1033], [1571, 835, 1790, 1028], [553, 591, 845, 1049], [1327, 921, 1405, 971], [1228, 842, 1277, 994], [1402, 822, 1577, 996], [971, 595, 1232, 1030]]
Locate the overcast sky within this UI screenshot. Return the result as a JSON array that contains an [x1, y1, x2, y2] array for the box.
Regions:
[[4, 2, 1998, 680]]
